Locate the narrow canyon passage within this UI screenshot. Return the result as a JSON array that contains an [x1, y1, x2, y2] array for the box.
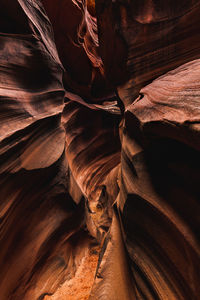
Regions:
[[0, 1, 200, 300]]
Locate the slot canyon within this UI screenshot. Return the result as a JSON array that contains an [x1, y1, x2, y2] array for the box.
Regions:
[[0, 0, 200, 299]]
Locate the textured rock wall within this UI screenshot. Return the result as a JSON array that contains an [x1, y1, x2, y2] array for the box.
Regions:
[[0, 0, 200, 299]]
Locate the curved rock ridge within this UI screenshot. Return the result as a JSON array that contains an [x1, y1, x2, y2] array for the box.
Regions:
[[0, 1, 90, 299], [0, 0, 200, 300]]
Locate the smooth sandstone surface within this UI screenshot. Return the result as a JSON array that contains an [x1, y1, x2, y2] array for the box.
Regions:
[[0, 1, 200, 299]]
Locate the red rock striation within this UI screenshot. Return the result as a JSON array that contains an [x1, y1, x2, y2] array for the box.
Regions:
[[0, 0, 200, 299]]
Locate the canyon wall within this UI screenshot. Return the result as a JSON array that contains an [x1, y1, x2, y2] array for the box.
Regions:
[[0, 1, 200, 299]]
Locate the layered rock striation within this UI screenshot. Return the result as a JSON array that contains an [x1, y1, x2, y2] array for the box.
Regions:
[[0, 1, 200, 299]]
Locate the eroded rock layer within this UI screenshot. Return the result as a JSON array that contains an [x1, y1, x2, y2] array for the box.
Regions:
[[0, 0, 200, 299]]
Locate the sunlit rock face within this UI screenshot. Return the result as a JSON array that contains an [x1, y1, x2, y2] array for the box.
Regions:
[[0, 1, 200, 299]]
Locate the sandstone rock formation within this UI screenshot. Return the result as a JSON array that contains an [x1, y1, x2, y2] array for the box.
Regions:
[[0, 0, 200, 299]]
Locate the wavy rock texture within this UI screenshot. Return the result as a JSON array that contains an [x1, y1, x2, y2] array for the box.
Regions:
[[0, 0, 200, 299]]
